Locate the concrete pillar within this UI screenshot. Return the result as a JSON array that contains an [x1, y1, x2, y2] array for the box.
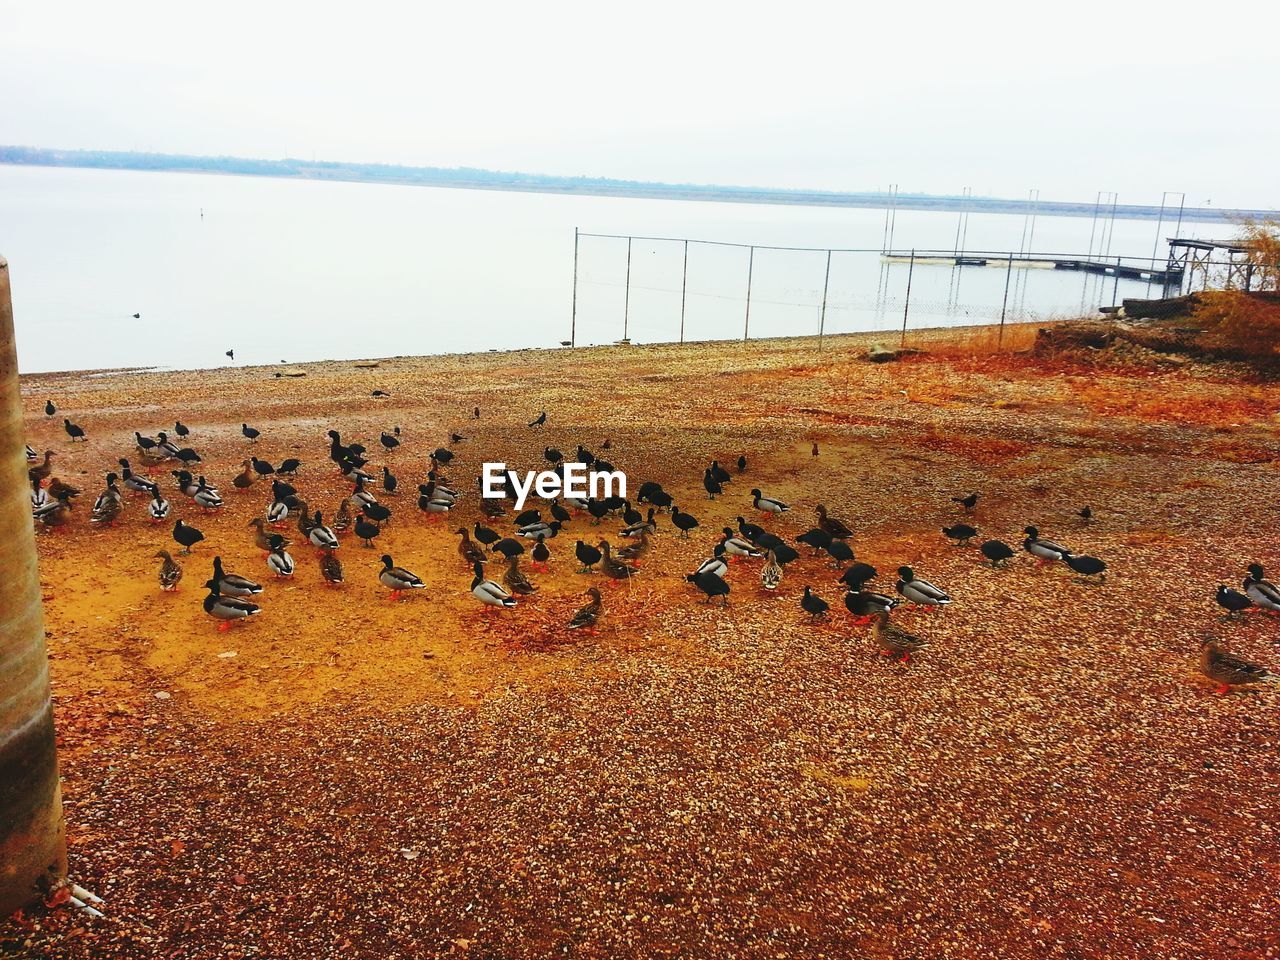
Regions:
[[0, 255, 67, 914]]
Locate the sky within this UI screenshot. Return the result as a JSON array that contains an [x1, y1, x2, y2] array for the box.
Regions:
[[2, 0, 1277, 210]]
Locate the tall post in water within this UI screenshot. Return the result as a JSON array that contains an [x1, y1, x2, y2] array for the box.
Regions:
[[679, 239, 688, 345], [0, 256, 67, 914], [743, 246, 754, 341], [818, 249, 832, 351], [623, 236, 632, 342], [900, 248, 916, 348], [999, 251, 1014, 351], [570, 227, 579, 348]]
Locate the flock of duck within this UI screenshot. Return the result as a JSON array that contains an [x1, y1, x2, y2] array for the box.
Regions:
[[23, 398, 1279, 693]]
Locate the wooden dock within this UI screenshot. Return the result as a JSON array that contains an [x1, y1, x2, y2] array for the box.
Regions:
[[881, 250, 1184, 285]]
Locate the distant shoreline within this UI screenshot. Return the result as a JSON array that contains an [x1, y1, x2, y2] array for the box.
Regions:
[[1, 145, 1268, 224]]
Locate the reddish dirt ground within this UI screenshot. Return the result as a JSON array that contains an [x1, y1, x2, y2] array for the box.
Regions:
[[5, 326, 1280, 958]]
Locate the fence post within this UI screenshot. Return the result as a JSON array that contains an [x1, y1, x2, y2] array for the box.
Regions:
[[680, 239, 688, 344], [900, 248, 915, 347], [818, 249, 832, 350], [570, 227, 578, 347], [1111, 256, 1121, 307], [998, 251, 1014, 351], [743, 246, 754, 341], [623, 236, 632, 342]]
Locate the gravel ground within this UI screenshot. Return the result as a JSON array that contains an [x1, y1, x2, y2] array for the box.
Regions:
[[5, 327, 1280, 959]]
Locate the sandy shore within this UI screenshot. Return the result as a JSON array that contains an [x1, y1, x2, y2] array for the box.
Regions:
[[6, 325, 1280, 958]]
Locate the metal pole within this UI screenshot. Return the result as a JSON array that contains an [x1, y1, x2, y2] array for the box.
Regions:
[[623, 236, 631, 342], [818, 249, 831, 350], [1111, 256, 1122, 307], [570, 227, 579, 347], [743, 246, 754, 341], [679, 239, 688, 344], [1147, 192, 1168, 298], [999, 251, 1014, 351], [900, 248, 915, 347], [0, 255, 67, 915]]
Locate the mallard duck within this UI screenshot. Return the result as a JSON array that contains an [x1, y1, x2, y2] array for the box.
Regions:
[[35, 496, 73, 531], [116, 459, 156, 495], [155, 550, 183, 591], [148, 489, 171, 522], [332, 498, 353, 533], [456, 528, 487, 566], [351, 476, 379, 510], [1023, 526, 1070, 565], [28, 450, 55, 487], [531, 539, 551, 572], [245, 518, 276, 553], [980, 540, 1015, 568], [193, 477, 223, 510], [845, 590, 899, 626], [599, 541, 637, 581], [26, 444, 39, 463], [691, 544, 729, 580], [518, 519, 561, 541], [801, 586, 829, 621], [720, 527, 763, 561], [471, 561, 516, 609], [687, 570, 730, 606], [211, 556, 263, 597], [873, 609, 928, 662], [47, 477, 79, 501], [750, 489, 789, 515], [896, 567, 951, 610], [568, 587, 603, 633], [379, 554, 424, 600], [761, 549, 783, 590], [417, 483, 452, 516], [620, 508, 656, 538], [233, 460, 255, 491], [319, 550, 344, 586], [91, 492, 122, 526], [1216, 585, 1252, 619], [502, 555, 537, 595], [295, 501, 315, 537], [266, 498, 289, 525], [30, 479, 49, 515], [93, 473, 124, 514], [202, 579, 261, 631], [1243, 564, 1280, 613], [942, 524, 978, 546], [427, 470, 458, 502], [481, 497, 506, 519], [157, 432, 182, 459], [308, 511, 339, 550], [617, 527, 650, 563], [815, 505, 852, 539], [266, 536, 295, 577], [1200, 637, 1276, 694]]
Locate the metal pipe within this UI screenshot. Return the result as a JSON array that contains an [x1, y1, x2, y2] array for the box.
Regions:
[[743, 246, 754, 341], [679, 239, 688, 344], [623, 236, 631, 342], [570, 227, 579, 348], [999, 251, 1014, 351], [900, 248, 915, 347], [0, 255, 67, 916], [818, 249, 831, 350]]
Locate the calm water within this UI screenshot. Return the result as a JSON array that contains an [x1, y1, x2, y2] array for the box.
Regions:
[[0, 165, 1216, 373]]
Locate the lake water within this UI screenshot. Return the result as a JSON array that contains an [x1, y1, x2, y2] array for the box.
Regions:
[[0, 165, 1217, 374]]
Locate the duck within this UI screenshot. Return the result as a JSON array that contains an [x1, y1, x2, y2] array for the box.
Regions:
[[202, 579, 261, 631], [492, 537, 525, 560], [703, 469, 722, 499], [761, 550, 783, 591], [157, 432, 182, 458], [94, 473, 124, 513], [621, 508, 656, 538], [25, 444, 38, 463], [502, 555, 538, 595], [148, 489, 171, 522], [308, 511, 340, 550], [691, 544, 729, 581], [1063, 553, 1107, 582], [172, 470, 198, 497], [531, 539, 551, 572], [873, 609, 928, 662], [801, 586, 829, 621], [720, 527, 763, 561], [845, 590, 900, 626], [518, 519, 561, 541], [91, 491, 123, 527], [35, 496, 73, 531], [211, 556, 263, 598], [332, 498, 353, 533], [671, 506, 699, 538], [341, 514, 376, 550], [266, 536, 295, 577], [952, 492, 979, 511], [837, 562, 878, 591], [599, 542, 637, 581], [456, 528, 487, 566], [568, 587, 604, 633], [117, 460, 157, 494], [241, 423, 260, 442], [295, 502, 316, 537], [1216, 585, 1252, 619], [379, 554, 425, 600], [896, 567, 951, 609], [942, 524, 978, 546], [233, 460, 256, 491], [64, 418, 86, 442], [249, 518, 289, 553], [617, 527, 650, 563], [619, 501, 642, 527], [427, 470, 458, 503], [815, 505, 853, 539], [30, 479, 49, 514], [575, 540, 602, 572], [193, 477, 224, 510], [351, 476, 379, 510], [980, 540, 1015, 568], [1243, 564, 1280, 613], [28, 450, 55, 487], [1200, 637, 1276, 694], [1023, 526, 1070, 565], [750, 489, 789, 515], [266, 498, 290, 525], [471, 561, 516, 609], [319, 550, 344, 586], [687, 570, 730, 606], [155, 550, 183, 592], [417, 483, 452, 516]]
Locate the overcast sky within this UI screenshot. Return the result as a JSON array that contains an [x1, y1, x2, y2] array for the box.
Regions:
[[2, 0, 1276, 209]]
